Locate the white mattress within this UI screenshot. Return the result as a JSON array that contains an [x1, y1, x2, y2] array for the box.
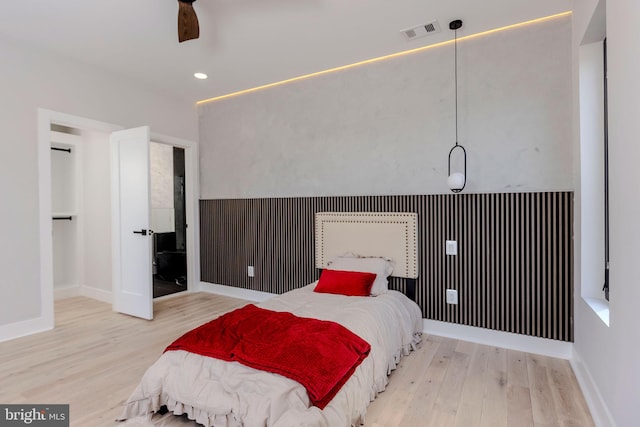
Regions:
[[119, 284, 422, 427]]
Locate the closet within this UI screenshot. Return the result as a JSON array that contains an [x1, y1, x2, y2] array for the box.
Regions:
[[50, 128, 113, 301], [51, 131, 82, 296]]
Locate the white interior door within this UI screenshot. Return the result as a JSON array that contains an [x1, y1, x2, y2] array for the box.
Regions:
[[111, 126, 153, 319]]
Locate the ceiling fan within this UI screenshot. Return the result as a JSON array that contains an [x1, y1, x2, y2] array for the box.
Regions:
[[178, 0, 199, 43]]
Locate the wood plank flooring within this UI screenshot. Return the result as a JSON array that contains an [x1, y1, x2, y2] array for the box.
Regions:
[[0, 293, 594, 427], [364, 337, 594, 427]]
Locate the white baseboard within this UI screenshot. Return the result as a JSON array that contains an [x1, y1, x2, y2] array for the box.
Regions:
[[0, 316, 53, 343], [81, 286, 112, 304], [199, 281, 275, 302], [54, 285, 81, 300], [54, 285, 112, 304], [0, 286, 109, 343], [423, 319, 573, 359], [570, 350, 617, 427]]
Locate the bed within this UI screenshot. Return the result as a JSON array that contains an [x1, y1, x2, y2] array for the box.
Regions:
[[119, 212, 423, 427]]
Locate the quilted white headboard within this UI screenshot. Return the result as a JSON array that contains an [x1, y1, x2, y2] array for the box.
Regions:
[[315, 212, 418, 279]]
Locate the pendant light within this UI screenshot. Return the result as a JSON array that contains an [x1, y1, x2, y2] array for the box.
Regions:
[[447, 19, 467, 193]]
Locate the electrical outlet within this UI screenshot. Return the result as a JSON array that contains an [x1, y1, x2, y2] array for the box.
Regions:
[[247, 266, 255, 277], [446, 289, 458, 305]]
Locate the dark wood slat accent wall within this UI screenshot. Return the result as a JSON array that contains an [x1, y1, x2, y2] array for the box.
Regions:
[[200, 192, 573, 341]]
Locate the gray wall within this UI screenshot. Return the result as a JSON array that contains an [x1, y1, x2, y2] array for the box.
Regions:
[[198, 15, 572, 198]]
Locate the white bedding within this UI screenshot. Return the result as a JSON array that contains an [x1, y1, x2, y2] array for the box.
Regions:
[[119, 283, 422, 427]]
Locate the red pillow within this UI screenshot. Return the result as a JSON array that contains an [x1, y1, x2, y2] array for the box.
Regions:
[[314, 269, 376, 296]]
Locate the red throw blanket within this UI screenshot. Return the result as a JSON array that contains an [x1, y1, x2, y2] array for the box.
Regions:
[[165, 304, 371, 409]]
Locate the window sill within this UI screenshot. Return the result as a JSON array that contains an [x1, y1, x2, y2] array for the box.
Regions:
[[583, 297, 610, 326]]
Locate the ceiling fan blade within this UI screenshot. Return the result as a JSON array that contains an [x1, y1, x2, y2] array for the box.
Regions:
[[178, 0, 199, 43]]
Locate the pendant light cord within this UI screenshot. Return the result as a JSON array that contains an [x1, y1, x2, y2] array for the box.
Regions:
[[447, 19, 466, 193], [454, 27, 459, 147]]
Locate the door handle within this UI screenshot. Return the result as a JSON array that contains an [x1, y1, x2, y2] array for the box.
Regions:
[[133, 229, 153, 236]]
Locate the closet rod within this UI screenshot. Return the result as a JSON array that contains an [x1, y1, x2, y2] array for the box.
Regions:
[[51, 147, 72, 153], [52, 216, 73, 221]]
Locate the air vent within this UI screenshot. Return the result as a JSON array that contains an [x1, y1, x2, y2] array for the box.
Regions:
[[400, 20, 441, 41]]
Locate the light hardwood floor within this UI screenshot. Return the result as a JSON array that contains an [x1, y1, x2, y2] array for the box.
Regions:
[[0, 293, 594, 427]]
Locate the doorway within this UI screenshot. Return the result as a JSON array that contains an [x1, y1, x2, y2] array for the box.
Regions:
[[150, 143, 187, 298], [38, 109, 200, 327]]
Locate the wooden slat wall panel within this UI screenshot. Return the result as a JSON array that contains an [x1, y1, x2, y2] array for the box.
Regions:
[[199, 192, 573, 341]]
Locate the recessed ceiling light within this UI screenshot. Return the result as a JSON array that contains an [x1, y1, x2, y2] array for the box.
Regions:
[[194, 72, 208, 80]]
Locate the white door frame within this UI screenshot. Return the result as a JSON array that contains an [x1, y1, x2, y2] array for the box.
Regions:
[[37, 109, 199, 330]]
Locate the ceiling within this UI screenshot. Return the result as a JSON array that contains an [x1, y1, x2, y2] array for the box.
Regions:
[[0, 1, 572, 104]]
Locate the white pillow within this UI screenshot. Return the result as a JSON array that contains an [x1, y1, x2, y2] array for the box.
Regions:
[[326, 254, 395, 296]]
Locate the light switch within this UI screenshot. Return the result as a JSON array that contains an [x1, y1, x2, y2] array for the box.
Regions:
[[446, 240, 458, 256]]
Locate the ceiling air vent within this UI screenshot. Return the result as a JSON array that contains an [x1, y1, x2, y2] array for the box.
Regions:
[[400, 20, 441, 41]]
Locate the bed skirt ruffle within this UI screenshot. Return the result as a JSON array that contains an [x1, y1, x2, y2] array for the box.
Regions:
[[119, 392, 243, 427]]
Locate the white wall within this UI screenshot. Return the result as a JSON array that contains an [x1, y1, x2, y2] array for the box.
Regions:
[[198, 16, 572, 199], [572, 1, 640, 426], [52, 219, 79, 289], [0, 34, 197, 333]]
